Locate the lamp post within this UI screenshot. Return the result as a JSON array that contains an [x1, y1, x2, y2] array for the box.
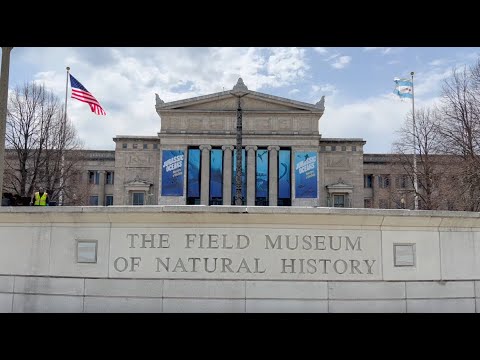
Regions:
[[230, 78, 249, 205], [0, 47, 13, 201]]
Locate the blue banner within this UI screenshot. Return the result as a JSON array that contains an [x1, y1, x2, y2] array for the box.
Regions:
[[294, 151, 317, 198], [210, 149, 223, 199], [278, 149, 291, 199], [256, 149, 268, 198], [187, 149, 200, 198], [162, 150, 184, 196]]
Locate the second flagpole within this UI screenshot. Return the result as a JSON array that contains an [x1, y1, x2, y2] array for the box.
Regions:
[[411, 71, 418, 210], [59, 66, 70, 206]]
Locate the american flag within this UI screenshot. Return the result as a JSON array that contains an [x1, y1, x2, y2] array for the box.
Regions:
[[69, 74, 106, 115]]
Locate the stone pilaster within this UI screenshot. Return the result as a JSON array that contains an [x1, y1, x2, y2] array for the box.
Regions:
[[245, 145, 257, 206], [222, 145, 234, 205], [85, 171, 90, 186], [199, 145, 212, 205], [268, 146, 280, 206], [98, 171, 105, 206]]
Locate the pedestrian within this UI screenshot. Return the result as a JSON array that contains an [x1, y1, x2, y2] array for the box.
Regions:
[[31, 187, 49, 206]]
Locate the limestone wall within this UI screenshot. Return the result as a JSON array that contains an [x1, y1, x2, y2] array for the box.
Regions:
[[0, 206, 479, 312]]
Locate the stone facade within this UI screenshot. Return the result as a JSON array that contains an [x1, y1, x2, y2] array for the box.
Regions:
[[96, 79, 372, 208], [112, 136, 160, 205], [0, 206, 480, 312], [2, 79, 430, 209]]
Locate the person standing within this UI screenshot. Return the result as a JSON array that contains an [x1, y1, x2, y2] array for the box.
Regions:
[[31, 187, 49, 206]]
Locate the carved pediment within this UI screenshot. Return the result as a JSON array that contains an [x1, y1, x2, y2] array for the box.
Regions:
[[160, 93, 321, 112], [156, 88, 324, 113], [157, 79, 324, 134], [326, 178, 354, 193], [125, 176, 152, 188]]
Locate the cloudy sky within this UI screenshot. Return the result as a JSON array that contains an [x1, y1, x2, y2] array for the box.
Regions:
[[6, 47, 480, 153]]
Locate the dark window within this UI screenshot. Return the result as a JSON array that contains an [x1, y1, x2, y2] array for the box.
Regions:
[[122, 143, 127, 149], [352, 146, 357, 152], [341, 146, 346, 151], [320, 146, 326, 152], [88, 171, 99, 185], [105, 195, 113, 206], [447, 201, 455, 211], [89, 196, 99, 206], [399, 175, 409, 189], [133, 143, 138, 149], [132, 192, 144, 205], [333, 194, 345, 207], [418, 199, 427, 210], [364, 174, 373, 188], [331, 146, 336, 151], [143, 144, 148, 149], [105, 171, 114, 185], [379, 199, 389, 208], [364, 198, 372, 208], [153, 144, 158, 149], [378, 175, 390, 188]]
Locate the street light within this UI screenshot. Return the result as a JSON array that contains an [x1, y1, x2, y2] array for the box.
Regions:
[[0, 47, 13, 202], [230, 78, 249, 206]]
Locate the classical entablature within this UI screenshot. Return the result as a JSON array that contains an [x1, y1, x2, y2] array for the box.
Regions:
[[326, 178, 355, 208], [326, 179, 354, 194], [155, 78, 326, 136], [125, 176, 152, 193]]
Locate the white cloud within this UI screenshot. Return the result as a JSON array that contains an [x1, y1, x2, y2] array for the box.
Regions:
[[428, 59, 447, 66], [311, 84, 336, 93], [331, 56, 352, 69], [325, 53, 339, 62], [21, 47, 310, 150], [266, 47, 309, 84], [387, 60, 400, 65], [413, 68, 452, 97], [363, 47, 406, 55], [12, 47, 477, 155], [313, 47, 328, 55], [320, 92, 442, 153]]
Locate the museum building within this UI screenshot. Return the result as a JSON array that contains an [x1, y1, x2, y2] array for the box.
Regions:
[[83, 78, 406, 209]]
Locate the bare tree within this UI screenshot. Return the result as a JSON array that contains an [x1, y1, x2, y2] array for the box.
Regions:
[[392, 107, 448, 210], [392, 62, 480, 212], [61, 166, 93, 206], [4, 82, 85, 204], [438, 66, 480, 211]]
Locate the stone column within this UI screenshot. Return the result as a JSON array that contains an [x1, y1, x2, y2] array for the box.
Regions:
[[199, 145, 211, 205], [98, 171, 105, 206], [268, 146, 280, 206], [222, 145, 234, 205], [245, 145, 257, 206]]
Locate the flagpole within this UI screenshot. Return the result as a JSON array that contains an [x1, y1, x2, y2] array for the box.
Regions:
[[411, 71, 418, 210], [59, 66, 70, 206]]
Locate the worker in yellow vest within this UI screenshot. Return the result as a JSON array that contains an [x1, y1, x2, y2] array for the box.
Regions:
[[31, 187, 49, 206]]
